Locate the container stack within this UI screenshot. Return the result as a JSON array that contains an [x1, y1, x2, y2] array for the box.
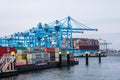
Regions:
[[62, 39, 66, 48], [27, 53, 36, 64], [73, 38, 99, 50], [15, 47, 52, 65], [16, 49, 27, 66], [43, 48, 56, 61], [26, 52, 50, 64], [43, 53, 50, 62], [0, 47, 16, 56], [62, 39, 71, 49]]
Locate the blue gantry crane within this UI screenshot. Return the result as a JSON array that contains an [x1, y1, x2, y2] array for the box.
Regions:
[[0, 16, 97, 53]]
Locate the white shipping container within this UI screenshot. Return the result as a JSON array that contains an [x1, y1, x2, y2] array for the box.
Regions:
[[27, 53, 36, 60], [36, 53, 43, 59], [27, 54, 32, 60], [17, 50, 23, 54], [44, 53, 50, 58], [55, 52, 59, 58], [32, 54, 36, 59]]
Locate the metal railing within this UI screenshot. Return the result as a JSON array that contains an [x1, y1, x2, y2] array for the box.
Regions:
[[0, 54, 16, 72]]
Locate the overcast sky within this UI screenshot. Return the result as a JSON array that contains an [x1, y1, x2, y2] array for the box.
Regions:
[[0, 0, 120, 50]]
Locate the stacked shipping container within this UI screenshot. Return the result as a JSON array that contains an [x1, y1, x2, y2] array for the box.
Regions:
[[73, 38, 99, 50], [16, 47, 51, 65], [62, 38, 71, 49], [62, 38, 99, 51], [0, 47, 16, 56], [16, 49, 27, 66]]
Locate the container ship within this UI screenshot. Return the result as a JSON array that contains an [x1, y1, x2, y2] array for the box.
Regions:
[[0, 47, 78, 78], [62, 38, 106, 57]]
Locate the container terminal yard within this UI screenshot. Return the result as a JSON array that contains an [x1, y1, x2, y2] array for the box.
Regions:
[[0, 16, 102, 78]]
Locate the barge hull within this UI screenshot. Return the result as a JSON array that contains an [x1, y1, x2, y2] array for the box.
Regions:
[[15, 61, 79, 72]]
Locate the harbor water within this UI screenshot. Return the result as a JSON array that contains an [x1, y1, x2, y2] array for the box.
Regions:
[[1, 55, 120, 80]]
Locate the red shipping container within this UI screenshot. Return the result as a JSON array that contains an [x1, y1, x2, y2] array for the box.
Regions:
[[0, 47, 16, 56], [0, 47, 8, 56], [43, 48, 55, 53], [73, 38, 99, 50]]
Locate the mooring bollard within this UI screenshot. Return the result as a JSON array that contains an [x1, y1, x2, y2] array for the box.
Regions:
[[98, 51, 101, 63], [85, 52, 89, 65], [59, 52, 62, 66], [67, 51, 70, 65]]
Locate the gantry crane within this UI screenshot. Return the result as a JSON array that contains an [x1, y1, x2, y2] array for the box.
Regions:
[[99, 38, 112, 53], [0, 16, 97, 53]]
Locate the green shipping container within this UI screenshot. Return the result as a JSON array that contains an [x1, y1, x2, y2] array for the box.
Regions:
[[16, 47, 26, 50]]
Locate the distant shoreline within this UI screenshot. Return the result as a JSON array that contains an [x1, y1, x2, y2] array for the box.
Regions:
[[107, 53, 120, 56]]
